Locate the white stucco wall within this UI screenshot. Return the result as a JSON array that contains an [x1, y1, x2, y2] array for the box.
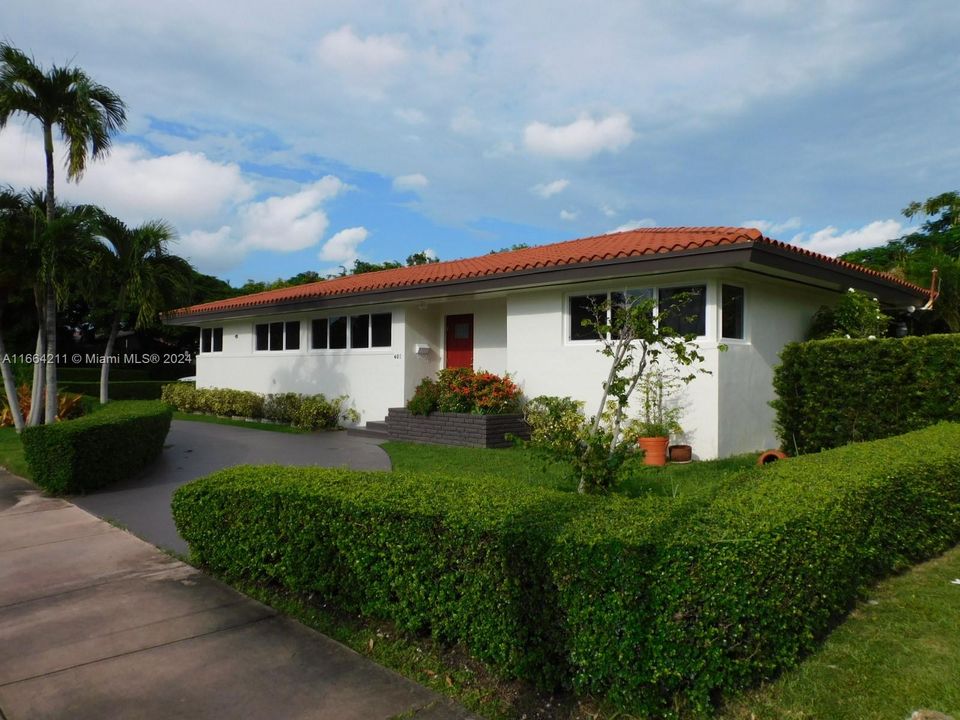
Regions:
[[505, 277, 723, 459], [715, 275, 836, 456], [195, 307, 408, 424]]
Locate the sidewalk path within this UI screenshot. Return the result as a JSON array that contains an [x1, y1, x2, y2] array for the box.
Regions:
[[0, 471, 473, 720], [74, 419, 392, 555]]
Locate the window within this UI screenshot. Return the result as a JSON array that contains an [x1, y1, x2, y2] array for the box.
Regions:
[[721, 284, 744, 339], [311, 312, 392, 350], [569, 290, 653, 341], [350, 315, 370, 349], [569, 294, 606, 340], [311, 318, 328, 349], [657, 286, 706, 337], [254, 321, 301, 351], [371, 313, 392, 347], [201, 327, 224, 353], [329, 316, 347, 349]]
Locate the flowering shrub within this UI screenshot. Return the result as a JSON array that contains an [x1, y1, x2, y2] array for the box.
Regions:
[[407, 368, 522, 415]]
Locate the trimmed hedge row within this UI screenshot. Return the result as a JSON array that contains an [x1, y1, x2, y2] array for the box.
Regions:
[[172, 423, 960, 714], [22, 400, 172, 494], [772, 334, 960, 453]]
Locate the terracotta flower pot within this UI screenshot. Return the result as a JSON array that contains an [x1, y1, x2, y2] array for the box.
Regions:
[[668, 444, 692, 463], [638, 436, 669, 466], [757, 449, 788, 466]]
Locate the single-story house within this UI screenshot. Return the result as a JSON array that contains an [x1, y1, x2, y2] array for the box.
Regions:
[[163, 227, 930, 458]]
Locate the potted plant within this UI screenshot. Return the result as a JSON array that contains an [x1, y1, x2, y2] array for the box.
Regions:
[[631, 369, 684, 466]]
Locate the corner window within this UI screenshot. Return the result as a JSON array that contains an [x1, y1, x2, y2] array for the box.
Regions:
[[657, 286, 706, 337], [254, 321, 301, 351], [200, 327, 223, 353], [721, 284, 745, 340]]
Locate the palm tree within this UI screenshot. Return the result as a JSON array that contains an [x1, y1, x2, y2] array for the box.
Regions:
[[94, 214, 193, 403], [0, 189, 32, 431], [0, 43, 126, 423]]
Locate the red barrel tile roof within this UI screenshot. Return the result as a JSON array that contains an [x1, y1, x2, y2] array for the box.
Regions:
[[165, 226, 929, 318]]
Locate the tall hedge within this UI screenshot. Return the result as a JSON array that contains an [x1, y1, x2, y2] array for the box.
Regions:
[[772, 334, 960, 454], [173, 423, 960, 715], [22, 400, 172, 494]]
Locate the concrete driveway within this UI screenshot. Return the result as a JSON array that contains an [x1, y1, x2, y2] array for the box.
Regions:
[[73, 420, 391, 556]]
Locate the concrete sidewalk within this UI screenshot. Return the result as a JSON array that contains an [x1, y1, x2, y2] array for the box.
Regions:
[[0, 471, 473, 720]]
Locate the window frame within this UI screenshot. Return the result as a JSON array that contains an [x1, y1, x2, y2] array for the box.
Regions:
[[252, 320, 302, 352], [565, 284, 708, 344], [200, 327, 224, 354], [719, 283, 747, 342], [308, 311, 393, 353]]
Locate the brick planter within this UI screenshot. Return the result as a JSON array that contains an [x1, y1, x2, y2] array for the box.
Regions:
[[386, 408, 530, 448]]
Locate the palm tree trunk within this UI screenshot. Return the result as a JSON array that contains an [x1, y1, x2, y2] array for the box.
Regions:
[[43, 282, 57, 424], [42, 121, 58, 425], [28, 301, 44, 426], [0, 306, 25, 433], [100, 311, 121, 404]]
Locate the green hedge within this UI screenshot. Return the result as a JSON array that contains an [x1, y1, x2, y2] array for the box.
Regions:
[[172, 423, 960, 714], [22, 400, 173, 494], [59, 380, 168, 400], [772, 334, 960, 454]]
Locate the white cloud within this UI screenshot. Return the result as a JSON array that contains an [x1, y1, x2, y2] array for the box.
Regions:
[[394, 107, 427, 125], [600, 204, 617, 218], [524, 113, 636, 160], [319, 226, 368, 264], [177, 226, 245, 274], [0, 123, 253, 227], [559, 209, 578, 221], [393, 173, 429, 191], [315, 25, 407, 75], [239, 176, 346, 252], [742, 217, 803, 236], [532, 179, 569, 199], [790, 219, 907, 256], [612, 218, 658, 232]]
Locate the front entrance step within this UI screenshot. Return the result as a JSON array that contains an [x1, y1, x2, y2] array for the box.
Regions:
[[345, 420, 390, 440]]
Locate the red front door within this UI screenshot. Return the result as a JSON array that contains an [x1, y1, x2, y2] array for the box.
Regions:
[[445, 314, 474, 369]]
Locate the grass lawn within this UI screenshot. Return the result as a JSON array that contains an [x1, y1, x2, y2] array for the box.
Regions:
[[0, 426, 29, 478], [172, 411, 308, 434], [382, 440, 757, 499], [722, 543, 960, 720]]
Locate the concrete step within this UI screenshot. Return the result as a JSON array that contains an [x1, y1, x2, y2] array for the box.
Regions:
[[345, 420, 390, 440]]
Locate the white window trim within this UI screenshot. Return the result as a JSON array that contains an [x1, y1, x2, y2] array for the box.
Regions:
[[199, 327, 224, 354], [719, 283, 749, 344], [307, 312, 394, 354], [252, 320, 304, 354]]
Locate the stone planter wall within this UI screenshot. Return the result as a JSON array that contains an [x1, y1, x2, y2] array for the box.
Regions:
[[386, 408, 530, 448]]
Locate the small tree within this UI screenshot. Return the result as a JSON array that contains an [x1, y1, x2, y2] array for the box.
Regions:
[[808, 288, 890, 339]]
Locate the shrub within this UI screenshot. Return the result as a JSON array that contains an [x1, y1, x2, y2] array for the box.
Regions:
[[174, 465, 591, 687], [292, 394, 353, 430], [1, 384, 84, 427], [407, 367, 522, 415], [21, 400, 172, 494], [264, 392, 304, 424], [160, 381, 200, 412], [772, 334, 960, 453], [173, 423, 960, 715], [160, 383, 263, 418], [407, 378, 440, 416], [808, 288, 890, 339]]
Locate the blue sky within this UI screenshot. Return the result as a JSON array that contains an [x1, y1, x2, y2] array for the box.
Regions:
[[1, 1, 957, 285]]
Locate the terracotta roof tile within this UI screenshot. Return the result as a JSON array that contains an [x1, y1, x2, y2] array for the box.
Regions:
[[165, 226, 928, 318]]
